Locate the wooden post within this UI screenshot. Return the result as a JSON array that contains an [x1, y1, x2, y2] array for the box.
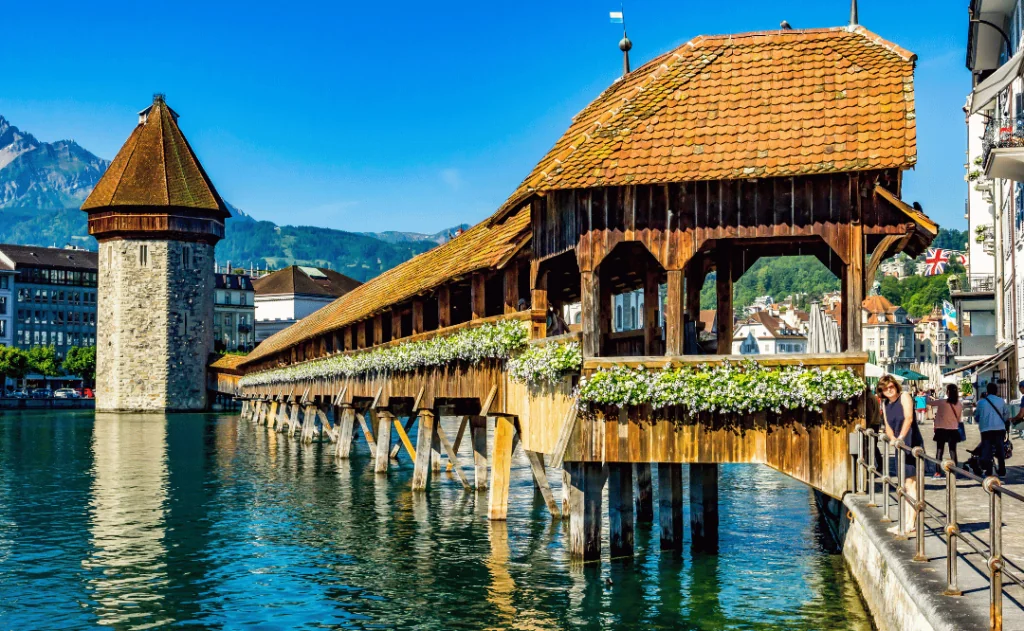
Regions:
[[471, 415, 488, 489], [530, 261, 548, 339], [567, 461, 607, 562], [335, 405, 355, 458], [412, 410, 436, 491], [391, 309, 403, 341], [374, 411, 394, 473], [689, 463, 720, 553], [844, 222, 865, 352], [685, 260, 703, 319], [608, 463, 635, 557], [356, 322, 367, 349], [525, 451, 560, 519], [715, 252, 733, 354], [504, 264, 520, 313], [634, 463, 654, 523], [488, 415, 516, 520], [658, 463, 684, 552], [664, 270, 684, 355], [431, 417, 442, 473], [438, 285, 452, 328], [344, 326, 353, 351], [643, 265, 660, 355], [471, 272, 486, 320], [581, 271, 601, 357], [412, 300, 424, 335], [373, 314, 383, 346]]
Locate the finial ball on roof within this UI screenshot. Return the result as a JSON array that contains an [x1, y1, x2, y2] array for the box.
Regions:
[[153, 93, 166, 104], [780, 20, 792, 30], [619, 37, 632, 52]]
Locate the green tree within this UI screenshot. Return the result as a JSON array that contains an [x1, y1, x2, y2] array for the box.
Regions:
[[26, 346, 62, 377], [0, 346, 30, 391], [62, 346, 97, 385]]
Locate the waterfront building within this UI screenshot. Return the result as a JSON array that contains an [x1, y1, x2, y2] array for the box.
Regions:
[[214, 273, 255, 352], [253, 266, 360, 342], [914, 310, 956, 371], [964, 0, 1024, 389], [0, 244, 98, 357], [0, 257, 13, 349], [862, 296, 915, 373], [81, 95, 228, 412], [731, 311, 807, 355]]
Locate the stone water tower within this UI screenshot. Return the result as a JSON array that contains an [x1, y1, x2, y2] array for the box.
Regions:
[[82, 95, 229, 412]]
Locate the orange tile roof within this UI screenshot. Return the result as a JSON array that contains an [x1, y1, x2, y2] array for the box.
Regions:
[[82, 96, 229, 217], [496, 26, 916, 217], [239, 207, 531, 367], [209, 353, 248, 374]]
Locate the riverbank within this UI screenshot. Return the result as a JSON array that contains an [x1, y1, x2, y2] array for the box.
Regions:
[[0, 397, 95, 410]]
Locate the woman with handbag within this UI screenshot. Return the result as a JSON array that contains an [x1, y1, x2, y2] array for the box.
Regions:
[[928, 384, 963, 477], [879, 375, 923, 534]]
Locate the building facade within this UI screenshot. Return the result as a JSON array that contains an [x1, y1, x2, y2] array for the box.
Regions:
[[81, 96, 228, 412], [0, 244, 98, 357], [862, 295, 915, 372], [731, 311, 807, 355], [0, 260, 13, 348], [253, 266, 360, 342], [965, 0, 1024, 391], [214, 273, 255, 352]]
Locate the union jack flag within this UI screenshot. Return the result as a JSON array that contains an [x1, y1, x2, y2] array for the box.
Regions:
[[924, 248, 950, 276]]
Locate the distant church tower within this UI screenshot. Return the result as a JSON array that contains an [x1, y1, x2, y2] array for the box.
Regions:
[[82, 95, 228, 412]]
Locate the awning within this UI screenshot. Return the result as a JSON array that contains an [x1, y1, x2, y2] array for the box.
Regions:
[[944, 345, 1014, 376], [969, 47, 1024, 115]]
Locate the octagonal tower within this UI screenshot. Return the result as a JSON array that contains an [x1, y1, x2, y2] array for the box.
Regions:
[[82, 95, 228, 412]]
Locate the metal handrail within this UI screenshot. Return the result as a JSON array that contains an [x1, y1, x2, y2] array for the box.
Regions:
[[854, 426, 1021, 631]]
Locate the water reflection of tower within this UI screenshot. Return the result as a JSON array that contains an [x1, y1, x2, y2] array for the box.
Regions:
[[85, 414, 170, 626]]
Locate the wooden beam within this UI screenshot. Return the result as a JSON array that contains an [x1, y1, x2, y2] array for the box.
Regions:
[[471, 272, 487, 320], [634, 463, 654, 523], [356, 322, 367, 349], [716, 251, 733, 354], [437, 284, 452, 328], [643, 265, 660, 355], [470, 416, 488, 489], [373, 314, 383, 346], [689, 463, 719, 553], [580, 271, 601, 357], [412, 299, 424, 335], [525, 450, 561, 519], [567, 461, 607, 562], [844, 222, 865, 352], [390, 415, 416, 459], [488, 415, 516, 519], [356, 412, 377, 454], [608, 463, 634, 557], [374, 411, 393, 473], [436, 426, 471, 489], [412, 410, 437, 491], [530, 260, 548, 339], [664, 269, 684, 355], [549, 401, 579, 469], [659, 463, 684, 553], [392, 309, 403, 340], [335, 405, 355, 458], [504, 264, 520, 314]]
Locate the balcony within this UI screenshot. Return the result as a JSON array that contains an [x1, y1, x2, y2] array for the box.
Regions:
[[983, 114, 1024, 181], [950, 273, 996, 294], [956, 334, 998, 360]]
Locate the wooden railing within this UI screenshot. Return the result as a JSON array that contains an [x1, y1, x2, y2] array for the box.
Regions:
[[583, 351, 868, 372]]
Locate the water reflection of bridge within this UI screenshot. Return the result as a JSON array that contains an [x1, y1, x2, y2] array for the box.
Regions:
[[213, 26, 935, 563]]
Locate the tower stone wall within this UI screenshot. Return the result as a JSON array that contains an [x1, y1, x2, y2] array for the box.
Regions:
[[96, 239, 214, 412]]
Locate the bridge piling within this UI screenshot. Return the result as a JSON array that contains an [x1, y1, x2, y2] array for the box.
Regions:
[[659, 464, 684, 554], [412, 411, 437, 490], [634, 463, 654, 523], [334, 405, 355, 459], [566, 461, 607, 562], [608, 463, 634, 557], [375, 411, 394, 473], [470, 416, 488, 490], [488, 415, 516, 520], [689, 463, 720, 554]]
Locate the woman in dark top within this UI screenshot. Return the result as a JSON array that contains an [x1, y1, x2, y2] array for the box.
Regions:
[[879, 374, 922, 535]]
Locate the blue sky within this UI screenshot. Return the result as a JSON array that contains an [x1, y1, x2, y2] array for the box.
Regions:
[[0, 0, 970, 234]]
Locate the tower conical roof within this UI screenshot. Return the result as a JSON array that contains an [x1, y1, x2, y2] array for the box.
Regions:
[[82, 96, 229, 218]]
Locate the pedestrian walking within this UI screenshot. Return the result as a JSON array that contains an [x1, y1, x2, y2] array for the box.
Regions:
[[914, 389, 927, 425], [928, 384, 962, 476], [879, 375, 922, 534], [974, 382, 1009, 478]]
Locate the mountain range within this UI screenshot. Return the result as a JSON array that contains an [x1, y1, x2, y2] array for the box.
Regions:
[[0, 115, 455, 281]]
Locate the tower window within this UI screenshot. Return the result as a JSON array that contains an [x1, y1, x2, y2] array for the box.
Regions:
[[139, 245, 149, 267], [107, 245, 113, 268], [182, 246, 192, 269]]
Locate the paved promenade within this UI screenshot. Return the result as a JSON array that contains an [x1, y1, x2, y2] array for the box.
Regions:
[[859, 417, 1024, 629]]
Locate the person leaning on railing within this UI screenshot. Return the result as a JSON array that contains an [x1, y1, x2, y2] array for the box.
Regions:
[[975, 381, 1009, 478], [927, 384, 963, 476], [879, 374, 922, 534]]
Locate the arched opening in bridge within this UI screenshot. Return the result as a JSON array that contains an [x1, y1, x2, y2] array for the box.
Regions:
[[532, 249, 581, 336], [593, 241, 667, 356]]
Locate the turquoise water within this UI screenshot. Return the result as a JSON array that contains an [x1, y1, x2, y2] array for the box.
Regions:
[[0, 411, 873, 630]]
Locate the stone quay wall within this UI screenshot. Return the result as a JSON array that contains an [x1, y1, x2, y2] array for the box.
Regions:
[[96, 239, 214, 412]]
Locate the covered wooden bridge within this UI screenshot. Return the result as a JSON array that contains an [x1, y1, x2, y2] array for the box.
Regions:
[[217, 25, 937, 561]]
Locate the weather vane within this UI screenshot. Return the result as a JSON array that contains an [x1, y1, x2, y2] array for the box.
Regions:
[[610, 5, 631, 76]]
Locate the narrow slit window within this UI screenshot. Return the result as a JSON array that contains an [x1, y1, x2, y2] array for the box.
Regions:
[[139, 245, 149, 267]]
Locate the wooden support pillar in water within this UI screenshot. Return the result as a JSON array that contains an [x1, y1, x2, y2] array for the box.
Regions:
[[374, 411, 394, 473], [608, 463, 634, 557], [431, 419, 442, 474], [567, 461, 607, 562], [658, 463, 684, 552], [470, 415, 488, 490], [488, 415, 516, 520], [689, 463, 719, 553], [335, 405, 355, 458], [634, 463, 654, 523], [525, 451, 560, 519], [412, 411, 437, 491]]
